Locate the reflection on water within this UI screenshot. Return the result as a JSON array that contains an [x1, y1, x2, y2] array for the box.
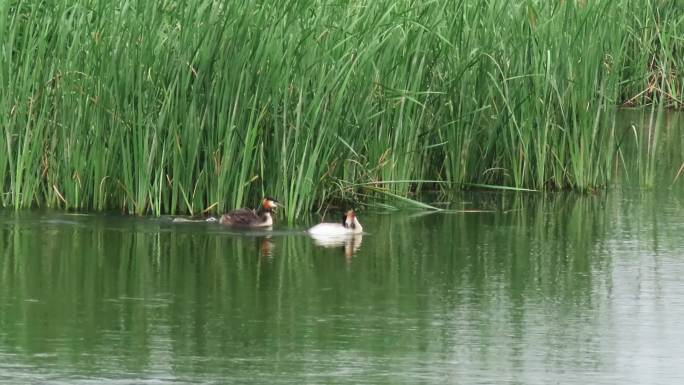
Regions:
[[1, 187, 684, 384], [309, 233, 363, 259], [259, 236, 275, 257]]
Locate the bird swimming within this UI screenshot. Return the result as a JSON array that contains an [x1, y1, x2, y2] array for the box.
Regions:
[[307, 210, 363, 236], [219, 197, 281, 228]]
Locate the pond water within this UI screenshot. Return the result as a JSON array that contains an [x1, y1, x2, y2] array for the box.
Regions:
[[1, 185, 684, 384]]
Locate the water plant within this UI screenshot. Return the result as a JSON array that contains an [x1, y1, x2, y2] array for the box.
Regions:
[[1, 0, 682, 218]]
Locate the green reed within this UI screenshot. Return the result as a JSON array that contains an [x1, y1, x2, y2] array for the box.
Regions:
[[1, 0, 682, 218]]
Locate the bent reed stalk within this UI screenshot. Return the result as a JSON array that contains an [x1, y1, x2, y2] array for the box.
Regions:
[[1, 0, 682, 218]]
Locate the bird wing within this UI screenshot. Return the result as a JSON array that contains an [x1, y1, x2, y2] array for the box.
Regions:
[[222, 208, 259, 226]]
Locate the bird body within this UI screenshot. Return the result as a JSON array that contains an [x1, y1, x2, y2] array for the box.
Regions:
[[308, 210, 363, 235], [219, 198, 280, 228]]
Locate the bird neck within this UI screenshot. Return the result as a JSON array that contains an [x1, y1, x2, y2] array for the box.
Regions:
[[348, 217, 362, 232], [256, 207, 274, 225]]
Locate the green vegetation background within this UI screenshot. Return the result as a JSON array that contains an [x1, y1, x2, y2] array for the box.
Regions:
[[1, 0, 682, 218]]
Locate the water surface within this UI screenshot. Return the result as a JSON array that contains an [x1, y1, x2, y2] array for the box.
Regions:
[[1, 186, 684, 384]]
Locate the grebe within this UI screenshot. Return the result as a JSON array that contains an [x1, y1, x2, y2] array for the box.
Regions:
[[219, 197, 281, 228], [308, 210, 363, 235]]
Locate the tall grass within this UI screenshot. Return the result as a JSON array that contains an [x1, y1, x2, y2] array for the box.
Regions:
[[1, 0, 682, 218]]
